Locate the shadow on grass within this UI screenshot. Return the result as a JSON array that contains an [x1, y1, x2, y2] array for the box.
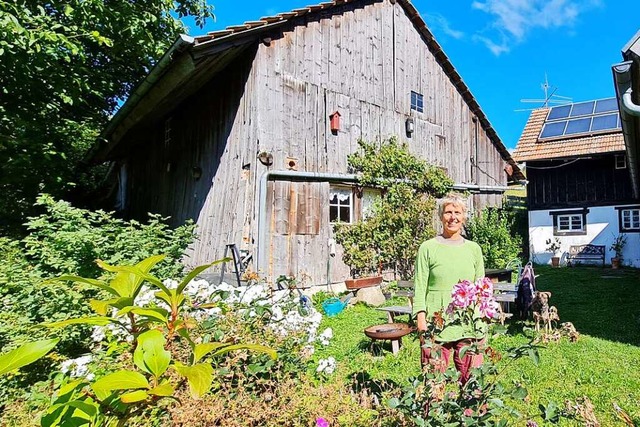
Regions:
[[350, 370, 400, 397], [529, 265, 640, 346]]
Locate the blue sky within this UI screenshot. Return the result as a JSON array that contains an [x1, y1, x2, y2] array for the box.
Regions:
[[183, 0, 639, 150]]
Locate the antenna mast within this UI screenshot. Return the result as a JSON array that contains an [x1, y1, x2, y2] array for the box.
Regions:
[[517, 74, 571, 111]]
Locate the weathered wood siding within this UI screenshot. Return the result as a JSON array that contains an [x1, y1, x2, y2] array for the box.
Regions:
[[527, 156, 634, 210], [121, 0, 507, 285]]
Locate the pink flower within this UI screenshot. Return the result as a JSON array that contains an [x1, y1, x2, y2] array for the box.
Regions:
[[476, 277, 494, 299], [479, 298, 499, 319], [463, 408, 474, 417], [451, 280, 477, 309], [316, 418, 329, 427]]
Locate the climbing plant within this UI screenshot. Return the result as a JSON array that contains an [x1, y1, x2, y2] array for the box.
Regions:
[[334, 137, 453, 279]]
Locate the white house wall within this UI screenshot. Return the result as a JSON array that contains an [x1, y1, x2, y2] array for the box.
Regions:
[[529, 206, 640, 267]]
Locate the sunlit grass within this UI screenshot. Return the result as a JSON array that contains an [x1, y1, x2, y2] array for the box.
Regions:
[[316, 266, 640, 426]]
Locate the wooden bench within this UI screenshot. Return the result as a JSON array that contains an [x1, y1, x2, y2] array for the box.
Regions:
[[567, 244, 605, 267], [376, 280, 516, 325]]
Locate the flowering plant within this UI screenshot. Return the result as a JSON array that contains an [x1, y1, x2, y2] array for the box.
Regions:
[[445, 277, 500, 333]]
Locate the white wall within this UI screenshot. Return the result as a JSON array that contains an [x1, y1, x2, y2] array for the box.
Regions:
[[529, 205, 640, 267]]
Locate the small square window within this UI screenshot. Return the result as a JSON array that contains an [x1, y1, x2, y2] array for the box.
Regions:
[[411, 91, 424, 113], [615, 154, 627, 170], [329, 187, 353, 223], [556, 214, 584, 233], [621, 208, 640, 231]]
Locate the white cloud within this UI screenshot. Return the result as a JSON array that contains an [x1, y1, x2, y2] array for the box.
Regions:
[[471, 0, 598, 55], [473, 34, 510, 56], [425, 13, 465, 40]]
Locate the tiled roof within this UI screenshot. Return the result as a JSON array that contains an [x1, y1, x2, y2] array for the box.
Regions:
[[513, 108, 625, 162]]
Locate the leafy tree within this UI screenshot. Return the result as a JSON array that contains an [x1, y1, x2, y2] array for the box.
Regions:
[[0, 0, 214, 234], [465, 207, 523, 268], [335, 138, 453, 279]]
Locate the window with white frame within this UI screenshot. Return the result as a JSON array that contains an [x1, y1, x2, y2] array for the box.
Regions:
[[615, 154, 627, 169], [329, 187, 353, 223], [411, 91, 424, 113], [557, 214, 583, 232], [620, 207, 640, 232], [550, 208, 588, 236]]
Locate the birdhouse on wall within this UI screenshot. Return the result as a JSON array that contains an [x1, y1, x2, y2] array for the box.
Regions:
[[329, 111, 341, 135]]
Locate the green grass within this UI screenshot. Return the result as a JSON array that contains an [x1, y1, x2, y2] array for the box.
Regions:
[[316, 266, 640, 426]]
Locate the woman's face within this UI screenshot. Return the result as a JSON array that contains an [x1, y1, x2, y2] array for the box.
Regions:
[[441, 203, 465, 236]]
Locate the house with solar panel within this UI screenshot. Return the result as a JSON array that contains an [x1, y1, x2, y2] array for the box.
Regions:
[[513, 97, 640, 267], [92, 0, 524, 285]]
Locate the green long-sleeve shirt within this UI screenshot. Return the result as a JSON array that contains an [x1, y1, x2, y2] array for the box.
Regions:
[[413, 237, 485, 342]]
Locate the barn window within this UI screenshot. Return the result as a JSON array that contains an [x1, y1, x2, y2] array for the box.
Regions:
[[550, 208, 588, 236], [617, 206, 640, 232], [329, 186, 353, 223], [615, 154, 627, 169], [411, 91, 424, 113]]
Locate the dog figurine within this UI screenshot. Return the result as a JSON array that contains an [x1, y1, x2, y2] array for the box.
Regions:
[[532, 291, 555, 333]]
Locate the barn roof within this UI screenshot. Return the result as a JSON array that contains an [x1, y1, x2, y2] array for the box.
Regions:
[[96, 0, 523, 179], [513, 105, 625, 163]]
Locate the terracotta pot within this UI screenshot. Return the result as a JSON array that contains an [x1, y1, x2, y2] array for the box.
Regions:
[[551, 256, 560, 268], [611, 257, 621, 269], [345, 275, 383, 290]]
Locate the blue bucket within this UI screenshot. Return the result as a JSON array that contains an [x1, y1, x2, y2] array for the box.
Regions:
[[322, 297, 345, 317]]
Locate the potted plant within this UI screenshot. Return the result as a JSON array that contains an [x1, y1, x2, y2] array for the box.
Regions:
[[545, 237, 562, 267], [610, 234, 627, 269]]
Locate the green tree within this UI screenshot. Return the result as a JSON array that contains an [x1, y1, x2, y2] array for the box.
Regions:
[[465, 207, 523, 268], [0, 0, 214, 234]]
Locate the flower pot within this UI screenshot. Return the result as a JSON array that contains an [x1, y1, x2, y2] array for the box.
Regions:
[[551, 256, 560, 268], [345, 275, 383, 290], [611, 257, 621, 269]]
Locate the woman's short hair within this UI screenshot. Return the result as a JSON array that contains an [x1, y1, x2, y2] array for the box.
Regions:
[[438, 193, 468, 218]]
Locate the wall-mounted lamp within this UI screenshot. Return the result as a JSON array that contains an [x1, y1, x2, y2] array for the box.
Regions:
[[405, 117, 414, 136], [329, 111, 341, 135], [258, 151, 273, 166]]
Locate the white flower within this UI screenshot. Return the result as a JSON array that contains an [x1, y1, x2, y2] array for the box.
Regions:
[[318, 328, 333, 346], [316, 356, 336, 375], [60, 354, 93, 379]]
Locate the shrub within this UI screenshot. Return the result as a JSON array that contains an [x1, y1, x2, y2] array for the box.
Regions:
[[0, 195, 195, 406], [465, 207, 523, 269], [335, 138, 453, 279]]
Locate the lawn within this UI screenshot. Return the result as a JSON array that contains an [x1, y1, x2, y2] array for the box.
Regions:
[[314, 265, 640, 426]]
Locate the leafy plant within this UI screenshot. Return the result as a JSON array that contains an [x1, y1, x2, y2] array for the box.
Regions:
[[42, 255, 276, 426], [0, 339, 59, 376], [334, 138, 453, 279], [545, 238, 562, 255], [466, 208, 524, 268], [610, 234, 627, 259]]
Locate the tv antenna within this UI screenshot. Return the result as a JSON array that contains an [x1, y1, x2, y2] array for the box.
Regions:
[[516, 74, 572, 112]]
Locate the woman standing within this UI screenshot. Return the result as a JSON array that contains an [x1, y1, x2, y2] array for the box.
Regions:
[[413, 193, 485, 385]]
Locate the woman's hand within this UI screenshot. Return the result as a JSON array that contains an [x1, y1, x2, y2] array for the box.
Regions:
[[416, 312, 427, 331]]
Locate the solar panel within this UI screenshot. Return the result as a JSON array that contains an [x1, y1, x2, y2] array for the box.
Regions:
[[591, 114, 618, 131], [565, 118, 591, 134], [547, 105, 571, 120], [594, 98, 618, 113], [540, 121, 567, 138], [569, 101, 595, 117], [538, 97, 621, 140]]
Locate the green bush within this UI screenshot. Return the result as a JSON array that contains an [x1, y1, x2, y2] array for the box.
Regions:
[[0, 195, 195, 406], [335, 138, 453, 279], [465, 207, 523, 269]]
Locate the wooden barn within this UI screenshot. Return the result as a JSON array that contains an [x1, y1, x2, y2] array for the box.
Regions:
[[94, 0, 523, 285], [513, 97, 640, 268]]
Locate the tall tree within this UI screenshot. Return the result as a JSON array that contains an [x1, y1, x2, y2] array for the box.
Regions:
[[0, 0, 214, 234]]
